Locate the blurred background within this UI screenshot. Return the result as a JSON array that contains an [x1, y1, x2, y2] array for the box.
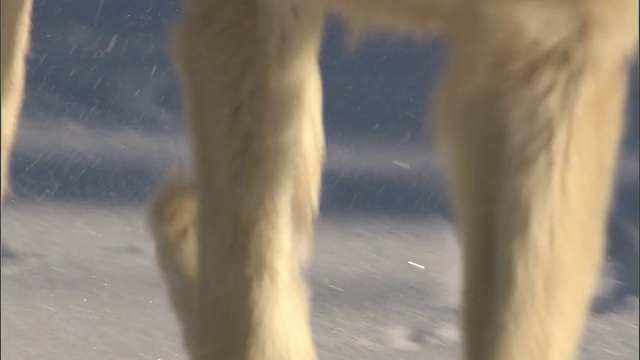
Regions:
[[2, 1, 638, 359]]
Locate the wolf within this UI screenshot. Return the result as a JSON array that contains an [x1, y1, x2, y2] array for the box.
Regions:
[[2, 1, 637, 359]]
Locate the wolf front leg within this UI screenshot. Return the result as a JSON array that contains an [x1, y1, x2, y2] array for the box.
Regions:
[[1, 0, 33, 200], [435, 3, 638, 360], [169, 1, 325, 359]]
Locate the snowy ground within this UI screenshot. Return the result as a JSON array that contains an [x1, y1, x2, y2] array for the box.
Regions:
[[2, 128, 638, 359], [2, 1, 638, 359], [2, 199, 638, 360]]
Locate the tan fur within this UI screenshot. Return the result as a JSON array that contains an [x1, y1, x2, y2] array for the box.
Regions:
[[1, 0, 33, 199], [1, 0, 637, 359], [148, 176, 199, 357]]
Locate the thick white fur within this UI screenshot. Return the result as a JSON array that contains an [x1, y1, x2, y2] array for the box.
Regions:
[[1, 0, 33, 198], [2, 0, 638, 359]]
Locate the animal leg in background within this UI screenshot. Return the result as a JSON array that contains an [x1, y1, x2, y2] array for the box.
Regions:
[[1, 0, 33, 200]]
